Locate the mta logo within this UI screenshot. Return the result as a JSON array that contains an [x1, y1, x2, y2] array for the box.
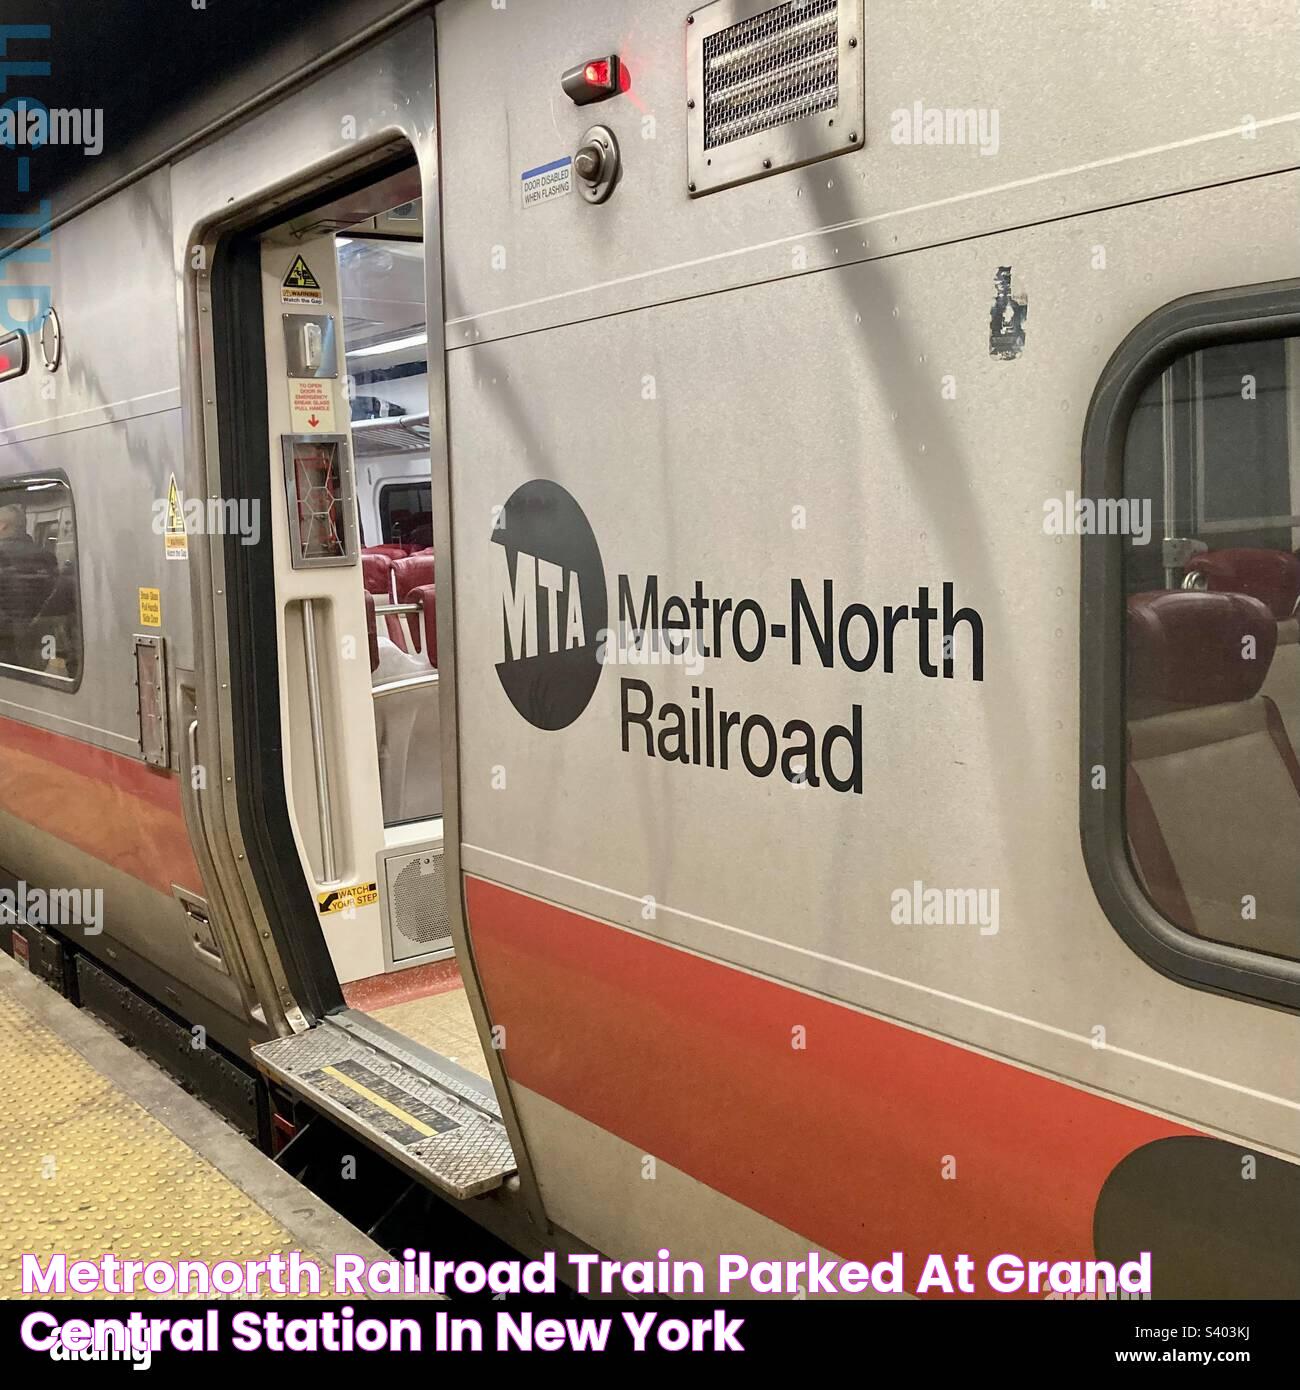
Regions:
[[492, 480, 606, 730], [494, 546, 588, 664]]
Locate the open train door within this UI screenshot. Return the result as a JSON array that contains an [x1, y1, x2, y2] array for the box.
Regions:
[[172, 16, 544, 1234]]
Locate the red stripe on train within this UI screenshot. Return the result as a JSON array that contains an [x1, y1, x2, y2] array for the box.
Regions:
[[466, 875, 1192, 1294], [0, 714, 200, 896]]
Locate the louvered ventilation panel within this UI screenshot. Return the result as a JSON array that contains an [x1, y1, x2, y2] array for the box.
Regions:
[[687, 0, 864, 196], [381, 845, 453, 965]]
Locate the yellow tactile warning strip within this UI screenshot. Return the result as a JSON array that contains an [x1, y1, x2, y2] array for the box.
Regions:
[[0, 956, 384, 1300], [370, 986, 490, 1079]]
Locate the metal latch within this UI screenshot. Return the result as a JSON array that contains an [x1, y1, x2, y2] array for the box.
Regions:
[[574, 125, 619, 203], [1163, 537, 1208, 570], [173, 885, 227, 973]]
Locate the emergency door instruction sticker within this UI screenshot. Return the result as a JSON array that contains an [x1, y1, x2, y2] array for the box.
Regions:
[[520, 156, 573, 208], [318, 881, 379, 915], [282, 254, 323, 306], [138, 588, 161, 627], [289, 377, 336, 433], [163, 473, 188, 560]]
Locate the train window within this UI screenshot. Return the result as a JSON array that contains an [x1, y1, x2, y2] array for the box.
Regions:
[[0, 474, 82, 690], [379, 481, 432, 548], [1083, 284, 1300, 1009]]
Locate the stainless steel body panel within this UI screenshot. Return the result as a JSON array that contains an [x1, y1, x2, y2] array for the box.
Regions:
[[447, 166, 1300, 1160], [438, 0, 1300, 343], [0, 169, 247, 1040]]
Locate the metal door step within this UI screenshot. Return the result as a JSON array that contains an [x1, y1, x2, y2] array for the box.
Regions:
[[253, 1011, 515, 1200]]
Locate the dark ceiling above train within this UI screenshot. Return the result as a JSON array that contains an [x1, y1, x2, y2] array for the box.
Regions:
[[0, 0, 422, 250]]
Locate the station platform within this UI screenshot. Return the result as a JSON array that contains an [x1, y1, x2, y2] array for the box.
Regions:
[[0, 951, 389, 1299]]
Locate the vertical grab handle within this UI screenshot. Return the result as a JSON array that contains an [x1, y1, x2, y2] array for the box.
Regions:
[[301, 597, 337, 883]]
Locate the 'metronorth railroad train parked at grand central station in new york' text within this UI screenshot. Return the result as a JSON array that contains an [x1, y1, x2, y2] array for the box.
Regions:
[[1, 1, 1298, 1297]]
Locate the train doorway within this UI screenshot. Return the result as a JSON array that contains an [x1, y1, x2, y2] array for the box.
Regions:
[[200, 139, 533, 1221]]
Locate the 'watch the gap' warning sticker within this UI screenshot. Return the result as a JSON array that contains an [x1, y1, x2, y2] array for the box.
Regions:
[[318, 881, 379, 915], [164, 472, 188, 560], [282, 255, 323, 306]]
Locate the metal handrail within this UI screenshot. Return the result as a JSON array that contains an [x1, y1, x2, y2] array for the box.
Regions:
[[371, 672, 438, 700], [300, 598, 336, 883]]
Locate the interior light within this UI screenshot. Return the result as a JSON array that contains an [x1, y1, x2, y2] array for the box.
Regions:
[[345, 331, 429, 359]]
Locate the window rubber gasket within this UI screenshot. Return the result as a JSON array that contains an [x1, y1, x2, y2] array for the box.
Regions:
[[1080, 277, 1300, 1014]]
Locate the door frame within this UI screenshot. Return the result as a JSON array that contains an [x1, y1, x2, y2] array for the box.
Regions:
[[171, 13, 548, 1229]]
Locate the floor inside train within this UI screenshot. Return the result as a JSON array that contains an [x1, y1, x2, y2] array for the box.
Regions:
[[0, 950, 384, 1298], [343, 962, 489, 1080]]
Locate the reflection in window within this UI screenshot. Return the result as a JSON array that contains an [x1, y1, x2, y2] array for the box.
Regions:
[[0, 476, 82, 687], [1122, 335, 1300, 963]]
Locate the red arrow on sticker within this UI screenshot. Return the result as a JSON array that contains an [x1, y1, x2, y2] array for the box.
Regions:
[[307, 415, 320, 427]]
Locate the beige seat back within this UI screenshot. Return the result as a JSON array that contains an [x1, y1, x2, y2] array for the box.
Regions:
[[1126, 589, 1300, 961]]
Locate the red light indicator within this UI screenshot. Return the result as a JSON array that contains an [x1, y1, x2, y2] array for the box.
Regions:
[[562, 54, 621, 105], [0, 357, 9, 372]]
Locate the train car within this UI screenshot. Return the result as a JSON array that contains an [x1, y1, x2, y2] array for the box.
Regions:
[[1, 0, 1298, 1297]]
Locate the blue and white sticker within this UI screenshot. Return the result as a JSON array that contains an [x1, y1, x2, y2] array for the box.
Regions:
[[521, 156, 573, 209]]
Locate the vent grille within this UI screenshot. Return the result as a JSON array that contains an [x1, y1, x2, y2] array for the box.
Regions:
[[385, 848, 451, 962], [703, 0, 839, 150]]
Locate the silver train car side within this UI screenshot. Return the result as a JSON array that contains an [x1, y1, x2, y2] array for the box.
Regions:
[[1, 0, 1298, 1297]]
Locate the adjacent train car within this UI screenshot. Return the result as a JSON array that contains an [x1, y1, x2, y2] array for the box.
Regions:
[[1, 0, 1298, 1297]]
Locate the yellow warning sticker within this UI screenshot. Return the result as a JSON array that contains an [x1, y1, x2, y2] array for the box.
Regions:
[[164, 472, 188, 560], [138, 588, 162, 628], [317, 881, 379, 915], [282, 254, 323, 307]]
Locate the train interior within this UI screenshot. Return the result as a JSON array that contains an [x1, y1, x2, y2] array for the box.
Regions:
[[1122, 336, 1300, 963], [258, 166, 491, 1111]]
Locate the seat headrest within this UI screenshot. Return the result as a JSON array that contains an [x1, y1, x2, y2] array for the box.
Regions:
[[407, 582, 437, 666], [1127, 590, 1276, 716], [1186, 548, 1300, 620], [361, 552, 393, 595], [393, 553, 434, 603]]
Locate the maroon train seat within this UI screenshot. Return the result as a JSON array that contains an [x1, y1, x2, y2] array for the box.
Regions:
[[393, 554, 434, 650], [360, 551, 407, 650], [393, 552, 434, 601], [363, 591, 380, 672], [1187, 547, 1300, 619], [406, 582, 437, 663], [1186, 547, 1300, 749], [1125, 589, 1300, 960], [361, 551, 394, 597]]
